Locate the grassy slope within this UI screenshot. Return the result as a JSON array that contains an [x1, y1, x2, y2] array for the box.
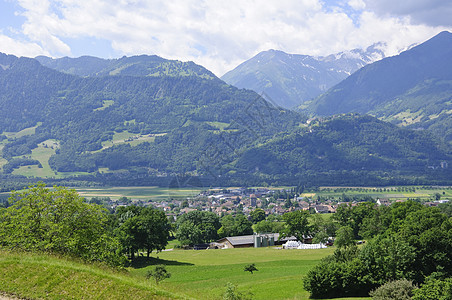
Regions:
[[129, 247, 369, 300], [0, 250, 185, 300]]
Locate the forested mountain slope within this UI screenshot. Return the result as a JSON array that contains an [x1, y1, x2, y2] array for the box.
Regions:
[[303, 31, 452, 144], [36, 54, 216, 79], [0, 52, 450, 186]]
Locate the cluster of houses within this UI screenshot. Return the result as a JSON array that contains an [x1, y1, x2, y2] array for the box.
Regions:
[[99, 187, 450, 221], [150, 188, 338, 219]]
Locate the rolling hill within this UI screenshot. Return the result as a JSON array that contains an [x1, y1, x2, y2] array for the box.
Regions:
[[303, 31, 452, 144], [221, 45, 384, 109]]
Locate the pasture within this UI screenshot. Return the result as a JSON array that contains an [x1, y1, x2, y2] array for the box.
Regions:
[[129, 247, 369, 300]]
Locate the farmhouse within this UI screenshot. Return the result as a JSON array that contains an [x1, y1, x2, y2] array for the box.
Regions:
[[217, 233, 298, 249]]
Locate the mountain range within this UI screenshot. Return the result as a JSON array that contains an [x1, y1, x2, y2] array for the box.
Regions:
[[221, 44, 385, 109], [0, 32, 450, 187], [303, 31, 452, 145]]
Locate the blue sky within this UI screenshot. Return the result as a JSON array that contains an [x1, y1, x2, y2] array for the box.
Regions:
[[1, 0, 451, 75]]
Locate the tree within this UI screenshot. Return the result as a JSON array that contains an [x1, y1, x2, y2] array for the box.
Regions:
[[333, 202, 375, 239], [233, 214, 253, 236], [0, 184, 121, 265], [310, 214, 339, 243], [280, 210, 311, 241], [250, 208, 266, 224], [397, 207, 452, 282], [176, 211, 220, 246], [244, 263, 258, 274], [359, 235, 415, 285], [114, 206, 170, 259], [412, 276, 452, 300], [218, 214, 253, 238], [146, 265, 171, 285], [253, 219, 284, 234], [334, 226, 355, 248], [176, 220, 203, 246], [139, 207, 170, 257]]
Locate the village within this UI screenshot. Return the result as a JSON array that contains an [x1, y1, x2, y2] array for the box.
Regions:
[[90, 186, 450, 222]]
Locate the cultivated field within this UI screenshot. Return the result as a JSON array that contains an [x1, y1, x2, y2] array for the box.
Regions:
[[70, 185, 452, 203], [74, 186, 203, 201]]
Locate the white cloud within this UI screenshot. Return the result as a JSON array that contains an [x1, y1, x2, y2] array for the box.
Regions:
[[4, 0, 452, 75], [0, 32, 49, 57], [348, 0, 366, 11]]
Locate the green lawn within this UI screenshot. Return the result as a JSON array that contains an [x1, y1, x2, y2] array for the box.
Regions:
[[129, 247, 370, 300]]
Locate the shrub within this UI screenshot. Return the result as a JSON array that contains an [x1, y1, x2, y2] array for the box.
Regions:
[[223, 282, 252, 300], [369, 279, 416, 299], [146, 265, 171, 285], [244, 263, 258, 274], [303, 258, 369, 298]]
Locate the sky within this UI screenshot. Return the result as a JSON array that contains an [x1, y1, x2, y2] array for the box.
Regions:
[[0, 0, 451, 76]]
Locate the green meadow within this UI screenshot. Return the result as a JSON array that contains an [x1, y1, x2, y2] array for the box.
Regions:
[[0, 247, 371, 299], [129, 247, 369, 300]]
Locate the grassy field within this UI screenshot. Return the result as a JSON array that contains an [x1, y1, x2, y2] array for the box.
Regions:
[[2, 123, 41, 139], [129, 247, 369, 300], [313, 186, 452, 201], [0, 248, 370, 300], [11, 139, 59, 178], [74, 186, 203, 201], [95, 131, 166, 153], [0, 250, 183, 300]]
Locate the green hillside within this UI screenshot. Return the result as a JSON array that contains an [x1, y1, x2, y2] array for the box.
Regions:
[[0, 250, 183, 300], [233, 114, 451, 185], [0, 51, 450, 187], [303, 31, 452, 144], [0, 248, 371, 300]]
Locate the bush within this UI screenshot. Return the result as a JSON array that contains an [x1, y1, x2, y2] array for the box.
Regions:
[[303, 258, 369, 298], [369, 279, 416, 299], [223, 282, 252, 300], [412, 277, 452, 300]]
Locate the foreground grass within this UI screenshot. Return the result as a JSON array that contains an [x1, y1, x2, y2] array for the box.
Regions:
[[0, 250, 185, 300], [129, 247, 369, 300], [0, 248, 370, 299]]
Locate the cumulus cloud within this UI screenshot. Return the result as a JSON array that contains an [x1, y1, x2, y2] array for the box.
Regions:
[[4, 0, 452, 75], [0, 32, 49, 57]]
